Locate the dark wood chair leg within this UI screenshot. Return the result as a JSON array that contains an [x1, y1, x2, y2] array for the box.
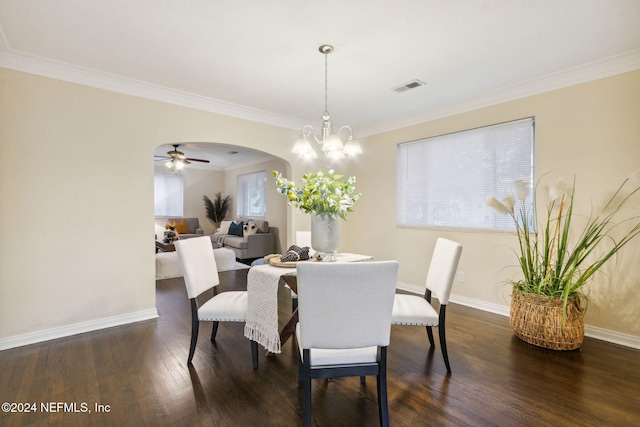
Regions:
[[302, 349, 312, 427], [210, 321, 219, 342], [188, 299, 199, 364], [377, 347, 390, 427], [438, 305, 451, 373], [426, 325, 435, 347], [424, 290, 436, 347], [360, 376, 366, 384], [251, 340, 258, 369]]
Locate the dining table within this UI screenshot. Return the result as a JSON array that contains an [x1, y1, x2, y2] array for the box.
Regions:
[[243, 253, 373, 354]]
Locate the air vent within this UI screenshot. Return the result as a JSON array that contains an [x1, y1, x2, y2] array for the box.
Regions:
[[393, 79, 426, 93]]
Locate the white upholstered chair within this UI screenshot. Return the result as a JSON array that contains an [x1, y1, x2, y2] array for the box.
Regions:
[[391, 238, 462, 373], [174, 236, 258, 368], [296, 261, 399, 427]]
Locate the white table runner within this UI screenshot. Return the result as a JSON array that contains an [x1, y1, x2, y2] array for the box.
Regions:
[[244, 264, 295, 354]]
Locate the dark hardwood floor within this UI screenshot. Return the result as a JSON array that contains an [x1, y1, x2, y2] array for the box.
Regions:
[[1, 269, 639, 426]]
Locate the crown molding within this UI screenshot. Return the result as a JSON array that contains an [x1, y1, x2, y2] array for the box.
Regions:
[[1, 46, 639, 138], [0, 49, 306, 131], [358, 49, 640, 137]]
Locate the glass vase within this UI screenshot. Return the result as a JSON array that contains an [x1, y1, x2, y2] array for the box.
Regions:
[[310, 213, 340, 261]]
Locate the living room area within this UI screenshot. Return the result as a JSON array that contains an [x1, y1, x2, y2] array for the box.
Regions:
[[153, 144, 290, 281]]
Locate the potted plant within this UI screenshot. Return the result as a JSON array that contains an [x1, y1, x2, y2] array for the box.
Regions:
[[203, 192, 231, 230], [486, 172, 640, 350], [272, 168, 361, 260]]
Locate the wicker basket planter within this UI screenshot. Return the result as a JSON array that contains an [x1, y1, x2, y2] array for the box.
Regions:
[[510, 289, 585, 350]]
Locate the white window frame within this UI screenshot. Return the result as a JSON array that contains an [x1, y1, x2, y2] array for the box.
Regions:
[[397, 117, 534, 231], [237, 170, 267, 218], [154, 173, 184, 218]]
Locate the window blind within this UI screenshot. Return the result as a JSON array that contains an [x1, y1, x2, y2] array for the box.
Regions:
[[237, 170, 267, 218], [154, 173, 184, 217], [397, 117, 534, 231]]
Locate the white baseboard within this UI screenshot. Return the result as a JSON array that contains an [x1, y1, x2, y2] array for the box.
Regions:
[[396, 281, 640, 350], [395, 281, 426, 295], [582, 324, 640, 349], [0, 309, 159, 351]]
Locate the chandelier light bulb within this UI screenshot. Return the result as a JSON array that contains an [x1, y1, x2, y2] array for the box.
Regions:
[[292, 135, 314, 156], [322, 133, 344, 152], [343, 137, 363, 156]]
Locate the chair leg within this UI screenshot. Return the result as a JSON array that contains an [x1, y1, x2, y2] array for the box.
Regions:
[[377, 347, 390, 427], [188, 300, 199, 364], [439, 305, 451, 373], [302, 349, 312, 427], [426, 325, 435, 347], [251, 340, 259, 369], [360, 376, 366, 384], [210, 321, 219, 342]]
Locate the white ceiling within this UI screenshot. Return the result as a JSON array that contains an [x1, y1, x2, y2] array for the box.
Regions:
[[2, 0, 640, 167]]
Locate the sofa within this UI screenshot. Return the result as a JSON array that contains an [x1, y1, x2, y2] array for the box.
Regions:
[[166, 217, 204, 239], [211, 219, 275, 260]]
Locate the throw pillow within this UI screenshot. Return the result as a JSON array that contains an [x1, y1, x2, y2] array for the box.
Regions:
[[228, 221, 244, 237], [243, 219, 258, 236], [219, 220, 232, 235], [173, 220, 190, 234]]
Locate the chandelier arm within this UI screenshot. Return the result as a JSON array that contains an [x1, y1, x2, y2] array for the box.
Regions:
[[301, 124, 315, 136], [311, 131, 324, 145], [337, 126, 354, 140], [300, 124, 323, 145]]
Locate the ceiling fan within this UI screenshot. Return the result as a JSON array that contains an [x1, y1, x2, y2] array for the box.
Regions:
[[155, 144, 210, 170]]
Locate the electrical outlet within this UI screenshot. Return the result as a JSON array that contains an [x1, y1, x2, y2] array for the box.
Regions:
[[457, 272, 465, 283]]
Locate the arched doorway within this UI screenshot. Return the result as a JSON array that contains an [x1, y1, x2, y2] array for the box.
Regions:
[[153, 141, 290, 262]]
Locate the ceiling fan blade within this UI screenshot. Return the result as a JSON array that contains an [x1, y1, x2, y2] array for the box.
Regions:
[[186, 158, 210, 163]]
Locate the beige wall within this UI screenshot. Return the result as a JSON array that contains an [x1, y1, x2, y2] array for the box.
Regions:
[[0, 68, 297, 342], [1, 66, 639, 346], [344, 70, 640, 337]]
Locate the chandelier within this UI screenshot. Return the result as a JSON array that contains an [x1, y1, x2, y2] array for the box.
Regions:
[[292, 45, 362, 159]]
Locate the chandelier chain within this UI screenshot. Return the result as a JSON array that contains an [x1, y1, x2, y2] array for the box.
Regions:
[[324, 52, 329, 113]]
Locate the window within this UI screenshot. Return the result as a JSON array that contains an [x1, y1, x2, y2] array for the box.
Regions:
[[237, 170, 267, 218], [154, 174, 183, 217], [397, 117, 534, 231]]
